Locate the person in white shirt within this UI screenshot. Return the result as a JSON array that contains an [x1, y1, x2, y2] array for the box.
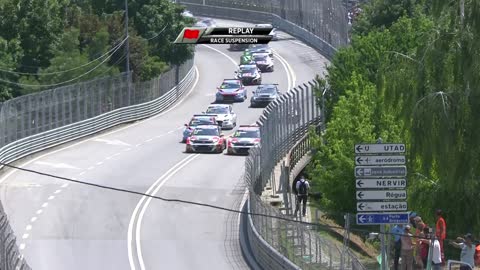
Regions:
[[294, 175, 310, 217], [432, 236, 443, 270], [450, 233, 475, 270]]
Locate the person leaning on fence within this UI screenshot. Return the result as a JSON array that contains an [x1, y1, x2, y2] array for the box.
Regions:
[[401, 225, 415, 270], [391, 224, 404, 270], [435, 209, 447, 264], [294, 175, 310, 217], [450, 233, 476, 270]]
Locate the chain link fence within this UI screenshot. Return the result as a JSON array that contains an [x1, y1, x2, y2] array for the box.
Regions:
[[243, 81, 366, 269], [1, 200, 31, 270], [0, 58, 194, 149]]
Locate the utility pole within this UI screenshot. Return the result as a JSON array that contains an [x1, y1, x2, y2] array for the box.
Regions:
[[340, 213, 351, 269], [124, 0, 131, 105], [375, 137, 387, 270]]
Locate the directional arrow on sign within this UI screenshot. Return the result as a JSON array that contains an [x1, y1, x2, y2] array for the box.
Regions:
[[356, 145, 363, 153], [355, 156, 371, 165], [356, 180, 364, 188], [357, 191, 365, 199], [358, 215, 366, 223], [358, 203, 366, 211]]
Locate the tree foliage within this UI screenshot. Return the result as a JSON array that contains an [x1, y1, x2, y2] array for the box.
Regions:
[[310, 0, 480, 238], [0, 0, 194, 98]]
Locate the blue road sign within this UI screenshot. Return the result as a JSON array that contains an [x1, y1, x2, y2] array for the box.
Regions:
[[356, 212, 409, 225]]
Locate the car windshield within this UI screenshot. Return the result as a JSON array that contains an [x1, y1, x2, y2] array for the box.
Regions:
[[206, 107, 229, 114], [193, 128, 219, 136], [254, 55, 267, 60], [258, 86, 277, 94], [233, 130, 260, 138], [189, 118, 214, 126], [221, 81, 240, 88], [240, 67, 256, 73]]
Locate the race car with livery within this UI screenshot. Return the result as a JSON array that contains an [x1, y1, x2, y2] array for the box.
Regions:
[[215, 79, 247, 102], [249, 44, 273, 57], [203, 104, 237, 129], [252, 53, 274, 72], [182, 114, 218, 142], [226, 125, 261, 155], [235, 64, 262, 85], [185, 125, 225, 153], [250, 84, 280, 107]]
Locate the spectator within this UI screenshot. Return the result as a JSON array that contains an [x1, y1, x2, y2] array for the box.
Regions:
[[431, 235, 442, 270], [401, 225, 415, 270], [419, 226, 430, 268], [409, 212, 418, 229], [391, 224, 404, 270], [293, 175, 310, 217], [450, 233, 475, 270], [435, 209, 447, 263]]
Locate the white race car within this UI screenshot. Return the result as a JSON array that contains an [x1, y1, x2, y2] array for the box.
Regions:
[[252, 53, 274, 72], [203, 104, 237, 129]]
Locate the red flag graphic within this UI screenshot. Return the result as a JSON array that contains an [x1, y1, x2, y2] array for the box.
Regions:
[[183, 29, 200, 39]]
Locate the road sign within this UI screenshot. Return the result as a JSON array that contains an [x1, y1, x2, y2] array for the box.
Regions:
[[356, 212, 409, 225], [356, 179, 407, 189], [357, 201, 408, 212], [355, 155, 406, 166], [355, 166, 407, 178], [356, 190, 407, 200], [355, 143, 405, 154]]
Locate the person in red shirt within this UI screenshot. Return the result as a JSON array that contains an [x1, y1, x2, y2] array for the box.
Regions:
[[435, 209, 447, 264]]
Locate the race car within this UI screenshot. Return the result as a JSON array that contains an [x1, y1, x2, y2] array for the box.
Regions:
[[252, 53, 274, 72], [195, 18, 216, 27], [226, 125, 261, 155], [254, 24, 278, 40], [250, 84, 280, 107], [204, 104, 237, 129], [182, 114, 218, 142], [229, 44, 249, 51], [249, 44, 273, 57], [215, 79, 247, 102], [185, 125, 225, 153], [235, 64, 262, 85]]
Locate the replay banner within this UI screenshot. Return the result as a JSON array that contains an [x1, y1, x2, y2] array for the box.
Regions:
[[174, 27, 274, 44]]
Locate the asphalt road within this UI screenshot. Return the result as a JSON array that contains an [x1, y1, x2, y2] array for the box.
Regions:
[[0, 19, 329, 270]]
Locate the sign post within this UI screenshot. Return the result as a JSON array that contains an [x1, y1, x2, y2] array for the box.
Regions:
[[354, 139, 408, 270]]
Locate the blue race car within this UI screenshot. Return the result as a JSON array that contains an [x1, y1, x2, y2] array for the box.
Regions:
[[182, 114, 218, 142], [215, 79, 247, 102]]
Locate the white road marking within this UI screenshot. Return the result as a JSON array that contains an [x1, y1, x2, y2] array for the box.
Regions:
[[202, 45, 238, 66], [135, 144, 142, 147], [48, 195, 55, 200], [61, 183, 69, 188], [26, 225, 32, 231], [273, 49, 296, 89], [176, 126, 184, 130], [167, 130, 174, 134], [156, 135, 164, 138], [205, 93, 216, 97], [30, 217, 37, 222], [54, 189, 61, 194], [87, 166, 95, 170], [0, 66, 199, 186], [36, 209, 43, 214], [145, 139, 153, 142], [128, 154, 200, 270], [41, 202, 48, 208], [93, 138, 131, 146], [22, 234, 29, 239], [105, 156, 112, 160], [79, 171, 86, 176], [19, 243, 26, 250], [34, 161, 80, 170], [96, 161, 103, 165], [124, 148, 132, 152]]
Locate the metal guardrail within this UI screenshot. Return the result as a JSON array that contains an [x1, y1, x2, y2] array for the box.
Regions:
[[178, 0, 348, 60], [0, 57, 196, 270]]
